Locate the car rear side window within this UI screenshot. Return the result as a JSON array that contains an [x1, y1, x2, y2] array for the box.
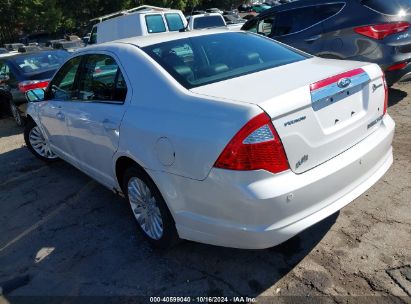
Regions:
[[77, 54, 127, 103], [361, 0, 411, 15], [193, 16, 226, 29], [146, 15, 167, 33], [274, 4, 344, 36], [142, 32, 308, 89], [165, 13, 185, 31]]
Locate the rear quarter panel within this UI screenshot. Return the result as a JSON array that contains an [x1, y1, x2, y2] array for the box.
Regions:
[[114, 45, 261, 181]]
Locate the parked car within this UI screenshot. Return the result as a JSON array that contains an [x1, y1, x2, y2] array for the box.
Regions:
[[4, 43, 25, 52], [223, 11, 247, 25], [205, 8, 224, 15], [88, 8, 187, 45], [20, 32, 54, 46], [187, 13, 226, 30], [0, 50, 69, 125], [251, 4, 272, 13], [24, 30, 394, 249], [238, 4, 253, 13], [52, 40, 84, 52], [0, 48, 8, 54], [242, 0, 411, 86]]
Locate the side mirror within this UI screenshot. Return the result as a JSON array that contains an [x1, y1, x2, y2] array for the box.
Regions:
[[26, 88, 45, 103]]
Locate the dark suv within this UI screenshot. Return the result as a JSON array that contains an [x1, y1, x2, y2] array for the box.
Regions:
[[242, 0, 411, 86]]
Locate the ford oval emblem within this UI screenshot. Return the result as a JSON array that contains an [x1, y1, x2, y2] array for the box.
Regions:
[[337, 78, 351, 88]]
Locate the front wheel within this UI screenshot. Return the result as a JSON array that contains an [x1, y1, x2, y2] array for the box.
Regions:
[[10, 101, 25, 127], [24, 119, 59, 162], [123, 166, 179, 249]]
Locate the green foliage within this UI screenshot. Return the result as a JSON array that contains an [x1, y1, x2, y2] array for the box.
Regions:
[[0, 0, 246, 43]]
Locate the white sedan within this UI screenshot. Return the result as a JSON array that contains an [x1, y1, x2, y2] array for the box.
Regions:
[[24, 29, 395, 249]]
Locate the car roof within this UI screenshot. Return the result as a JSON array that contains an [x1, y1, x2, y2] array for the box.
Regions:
[[93, 28, 232, 48], [1, 49, 67, 60], [259, 0, 352, 15]]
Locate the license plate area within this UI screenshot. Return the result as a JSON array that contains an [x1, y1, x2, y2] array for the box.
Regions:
[[310, 70, 370, 130], [311, 72, 370, 112]]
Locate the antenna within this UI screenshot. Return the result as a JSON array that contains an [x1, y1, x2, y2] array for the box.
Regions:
[[180, 4, 196, 32]]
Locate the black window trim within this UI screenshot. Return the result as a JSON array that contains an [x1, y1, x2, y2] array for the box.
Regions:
[[262, 2, 346, 38]]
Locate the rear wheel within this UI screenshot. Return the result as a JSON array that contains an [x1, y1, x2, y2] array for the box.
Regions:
[[10, 101, 25, 127], [123, 165, 179, 249], [24, 119, 58, 162]]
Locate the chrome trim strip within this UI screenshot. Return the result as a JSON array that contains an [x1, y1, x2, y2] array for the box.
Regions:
[[311, 72, 370, 112]]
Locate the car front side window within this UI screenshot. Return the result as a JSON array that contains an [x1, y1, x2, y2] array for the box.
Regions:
[[48, 56, 81, 101], [77, 54, 127, 103]]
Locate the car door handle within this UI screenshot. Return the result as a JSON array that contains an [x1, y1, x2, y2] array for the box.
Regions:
[[304, 34, 322, 43], [56, 111, 65, 120], [102, 119, 118, 130]]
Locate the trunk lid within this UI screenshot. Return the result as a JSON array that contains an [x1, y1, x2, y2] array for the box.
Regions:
[[191, 57, 386, 173]]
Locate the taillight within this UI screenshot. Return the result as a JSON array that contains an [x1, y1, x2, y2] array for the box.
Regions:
[[18, 80, 49, 93], [214, 113, 289, 174], [382, 74, 388, 115], [354, 22, 410, 40], [386, 62, 408, 71]]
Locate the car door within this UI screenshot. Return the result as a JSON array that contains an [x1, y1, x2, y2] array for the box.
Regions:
[[38, 56, 82, 162], [63, 53, 129, 187], [271, 6, 325, 54], [270, 4, 345, 55]]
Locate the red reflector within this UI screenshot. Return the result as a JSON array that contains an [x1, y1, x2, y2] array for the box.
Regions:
[[214, 113, 289, 174], [354, 22, 410, 40], [310, 68, 365, 91], [382, 74, 388, 115], [18, 80, 49, 93], [386, 62, 408, 71]]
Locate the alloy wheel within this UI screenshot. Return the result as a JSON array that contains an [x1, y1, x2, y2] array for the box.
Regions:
[[28, 126, 57, 159], [127, 177, 164, 240]]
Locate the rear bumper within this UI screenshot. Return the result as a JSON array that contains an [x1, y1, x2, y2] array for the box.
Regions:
[[165, 115, 395, 249]]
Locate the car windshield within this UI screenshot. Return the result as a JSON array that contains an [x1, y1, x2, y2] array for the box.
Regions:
[[12, 51, 69, 74], [142, 32, 309, 89], [193, 16, 226, 29]]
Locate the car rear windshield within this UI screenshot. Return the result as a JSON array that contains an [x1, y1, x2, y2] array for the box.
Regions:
[[193, 16, 226, 29], [12, 51, 69, 74], [142, 32, 309, 89], [362, 0, 411, 15]]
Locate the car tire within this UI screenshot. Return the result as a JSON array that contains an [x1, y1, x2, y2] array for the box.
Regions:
[[24, 119, 59, 162], [123, 165, 179, 249], [10, 101, 25, 127]]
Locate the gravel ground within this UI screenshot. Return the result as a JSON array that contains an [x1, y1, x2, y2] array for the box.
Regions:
[[0, 83, 410, 303]]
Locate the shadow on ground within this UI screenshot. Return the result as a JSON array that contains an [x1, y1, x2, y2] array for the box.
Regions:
[[388, 87, 408, 107], [0, 117, 22, 138], [0, 149, 339, 298]]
